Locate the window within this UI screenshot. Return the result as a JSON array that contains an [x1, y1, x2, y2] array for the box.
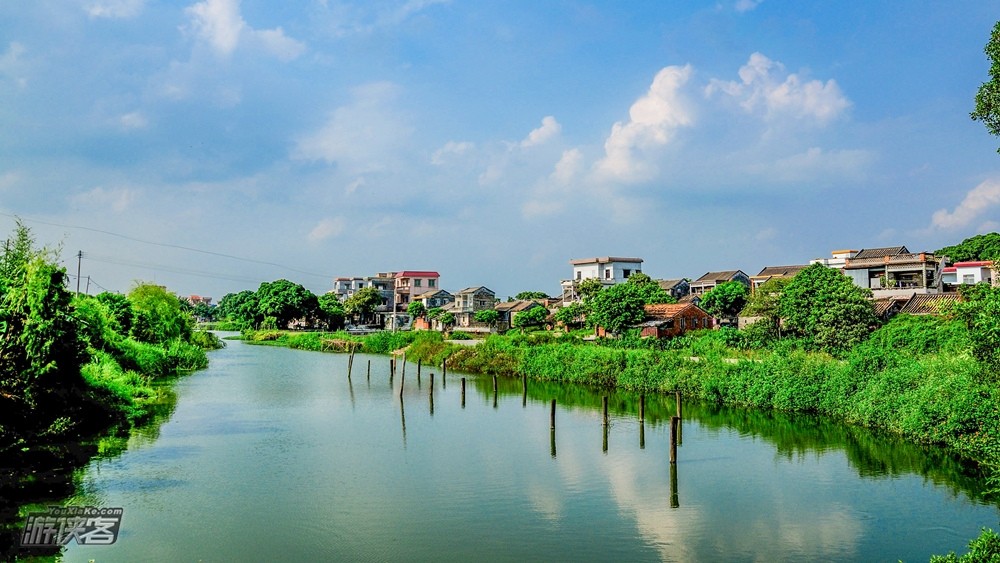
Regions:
[[963, 274, 975, 284], [605, 268, 611, 279], [576, 271, 582, 280], [624, 269, 631, 278], [429, 279, 435, 288], [415, 279, 422, 287]]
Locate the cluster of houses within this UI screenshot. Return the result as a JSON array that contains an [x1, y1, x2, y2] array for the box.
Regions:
[[329, 247, 997, 338]]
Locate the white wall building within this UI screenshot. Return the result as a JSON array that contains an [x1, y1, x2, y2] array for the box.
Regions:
[[560, 256, 643, 300], [941, 261, 994, 287]]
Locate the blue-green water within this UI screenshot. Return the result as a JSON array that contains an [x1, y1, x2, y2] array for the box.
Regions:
[[43, 338, 999, 561]]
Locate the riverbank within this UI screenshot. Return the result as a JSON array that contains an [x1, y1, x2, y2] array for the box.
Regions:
[[241, 318, 1000, 486]]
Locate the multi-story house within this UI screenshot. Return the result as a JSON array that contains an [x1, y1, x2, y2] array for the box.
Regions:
[[842, 246, 946, 297], [810, 249, 859, 269], [657, 279, 690, 300], [749, 265, 809, 292], [941, 261, 995, 289], [331, 273, 395, 312], [560, 256, 643, 300], [688, 270, 750, 295], [394, 271, 440, 312], [451, 286, 497, 329]]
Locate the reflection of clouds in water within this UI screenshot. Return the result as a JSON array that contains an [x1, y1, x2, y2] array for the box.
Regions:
[[527, 482, 563, 522], [747, 506, 862, 562]]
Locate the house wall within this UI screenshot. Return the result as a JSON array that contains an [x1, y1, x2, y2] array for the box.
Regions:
[[572, 261, 641, 284]]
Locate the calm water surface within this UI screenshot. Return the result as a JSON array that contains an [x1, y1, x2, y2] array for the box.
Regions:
[[53, 338, 998, 562]]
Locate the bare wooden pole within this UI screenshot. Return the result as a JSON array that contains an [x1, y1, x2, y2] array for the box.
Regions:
[[461, 377, 466, 408], [550, 428, 556, 458], [669, 416, 679, 464], [550, 399, 556, 430], [669, 463, 679, 508], [430, 372, 435, 390], [602, 422, 608, 453], [493, 375, 498, 409], [442, 357, 448, 380], [367, 360, 371, 381], [675, 390, 682, 419], [602, 396, 609, 426], [639, 421, 645, 450], [399, 370, 405, 399], [522, 374, 527, 407], [639, 394, 645, 422], [417, 358, 422, 378], [347, 347, 355, 379], [676, 391, 683, 446], [401, 355, 406, 377]]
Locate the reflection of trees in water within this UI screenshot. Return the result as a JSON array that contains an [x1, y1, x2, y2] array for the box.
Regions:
[[471, 374, 991, 504], [0, 382, 178, 560]]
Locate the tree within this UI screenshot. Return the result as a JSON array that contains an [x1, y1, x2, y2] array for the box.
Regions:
[[317, 292, 346, 330], [514, 291, 549, 300], [700, 281, 749, 320], [256, 279, 319, 329], [426, 307, 443, 320], [438, 312, 455, 331], [740, 277, 791, 339], [576, 278, 604, 303], [217, 290, 261, 328], [512, 305, 547, 332], [344, 287, 383, 324], [95, 291, 134, 334], [407, 301, 426, 319], [553, 301, 588, 329], [936, 232, 1000, 263], [779, 264, 877, 354], [588, 283, 646, 335], [627, 272, 676, 304], [971, 21, 1000, 152], [474, 308, 500, 329], [128, 283, 193, 344], [948, 283, 1000, 375]]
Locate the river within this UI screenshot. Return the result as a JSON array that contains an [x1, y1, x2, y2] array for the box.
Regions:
[[24, 337, 998, 561]]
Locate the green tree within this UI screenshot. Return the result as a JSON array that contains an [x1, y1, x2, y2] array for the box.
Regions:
[[95, 291, 134, 334], [256, 279, 319, 329], [948, 283, 1000, 375], [474, 308, 500, 329], [438, 312, 455, 330], [971, 21, 1000, 152], [627, 272, 676, 304], [128, 283, 193, 344], [344, 287, 383, 324], [700, 281, 749, 320], [426, 307, 443, 320], [511, 305, 548, 332], [514, 291, 549, 300], [740, 277, 791, 340], [576, 278, 604, 303], [588, 283, 646, 335], [553, 301, 588, 329], [936, 232, 1000, 262], [779, 264, 877, 354], [407, 301, 426, 319], [317, 292, 346, 330], [217, 290, 261, 328]]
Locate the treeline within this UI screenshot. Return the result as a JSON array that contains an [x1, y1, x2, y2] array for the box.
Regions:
[[0, 222, 221, 452], [216, 280, 379, 331]]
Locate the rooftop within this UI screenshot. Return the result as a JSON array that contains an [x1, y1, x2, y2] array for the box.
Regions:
[[569, 256, 643, 265]]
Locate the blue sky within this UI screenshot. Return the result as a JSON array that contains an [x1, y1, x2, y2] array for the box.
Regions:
[[1, 1, 999, 300]]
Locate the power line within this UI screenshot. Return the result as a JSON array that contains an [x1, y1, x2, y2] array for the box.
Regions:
[[0, 211, 336, 280]]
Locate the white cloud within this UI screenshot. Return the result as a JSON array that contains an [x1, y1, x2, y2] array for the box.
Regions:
[[119, 111, 148, 130], [431, 141, 474, 165], [734, 0, 762, 12], [593, 65, 694, 183], [521, 116, 561, 148], [1, 42, 28, 89], [750, 147, 873, 183], [308, 217, 345, 242], [292, 82, 412, 174], [550, 148, 583, 185], [706, 52, 849, 124], [86, 0, 145, 19], [71, 187, 136, 213], [345, 177, 365, 194], [184, 0, 305, 60], [521, 149, 584, 218], [0, 171, 19, 192], [931, 179, 1000, 229]]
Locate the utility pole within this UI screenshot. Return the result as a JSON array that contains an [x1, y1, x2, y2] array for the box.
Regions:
[[76, 251, 82, 294]]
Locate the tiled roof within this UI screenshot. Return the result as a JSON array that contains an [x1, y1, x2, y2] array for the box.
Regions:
[[953, 261, 994, 267], [657, 279, 686, 290], [853, 246, 909, 260], [899, 293, 958, 315], [395, 271, 440, 278], [844, 252, 940, 269], [569, 256, 643, 265], [644, 303, 703, 319], [677, 294, 701, 304], [455, 286, 494, 295], [415, 289, 451, 299], [753, 265, 809, 278], [692, 270, 744, 284], [872, 296, 908, 317], [495, 300, 543, 313]]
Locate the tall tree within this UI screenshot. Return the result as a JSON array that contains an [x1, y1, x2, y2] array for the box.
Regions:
[[700, 281, 749, 320], [779, 264, 877, 354], [948, 283, 1000, 376], [344, 287, 382, 324], [514, 291, 549, 300], [217, 290, 261, 328], [588, 283, 647, 335], [511, 306, 547, 332], [971, 21, 1000, 152], [128, 283, 193, 343], [317, 293, 346, 330], [256, 280, 319, 329], [936, 232, 1000, 263], [626, 272, 676, 304]]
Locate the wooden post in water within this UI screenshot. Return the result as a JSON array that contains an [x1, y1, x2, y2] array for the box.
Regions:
[[430, 372, 435, 390], [550, 428, 556, 458], [522, 374, 527, 407], [492, 376, 498, 409], [675, 390, 682, 419], [461, 377, 466, 408], [675, 390, 683, 446], [669, 463, 679, 508], [347, 347, 355, 379], [639, 394, 645, 422], [367, 360, 371, 381], [417, 358, 422, 378], [602, 396, 609, 426], [401, 355, 406, 378], [639, 421, 645, 449], [550, 399, 556, 430], [429, 378, 434, 416], [442, 357, 448, 380], [669, 416, 679, 464], [399, 370, 405, 399], [602, 421, 608, 453]]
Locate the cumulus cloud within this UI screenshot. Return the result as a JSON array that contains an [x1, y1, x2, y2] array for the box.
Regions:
[[931, 179, 1000, 229], [550, 148, 583, 185], [85, 0, 145, 19], [706, 52, 849, 124], [521, 149, 584, 218], [292, 82, 412, 174], [521, 116, 561, 148], [308, 217, 345, 242], [184, 0, 305, 60], [593, 65, 694, 183]]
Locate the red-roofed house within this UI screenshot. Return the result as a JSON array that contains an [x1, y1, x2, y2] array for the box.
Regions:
[[394, 271, 440, 312], [638, 303, 714, 339], [941, 261, 994, 289]]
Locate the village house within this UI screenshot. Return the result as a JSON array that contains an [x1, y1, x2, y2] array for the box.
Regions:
[[657, 279, 690, 300], [897, 293, 959, 315], [810, 249, 859, 269], [494, 300, 547, 332], [595, 303, 713, 339], [941, 261, 995, 290], [393, 271, 440, 313], [331, 273, 395, 312], [560, 256, 643, 301], [750, 265, 809, 292], [688, 270, 750, 295], [449, 286, 497, 330], [841, 246, 946, 297]]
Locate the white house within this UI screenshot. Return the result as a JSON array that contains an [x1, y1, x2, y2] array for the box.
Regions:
[[941, 261, 994, 288], [560, 256, 643, 300]]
